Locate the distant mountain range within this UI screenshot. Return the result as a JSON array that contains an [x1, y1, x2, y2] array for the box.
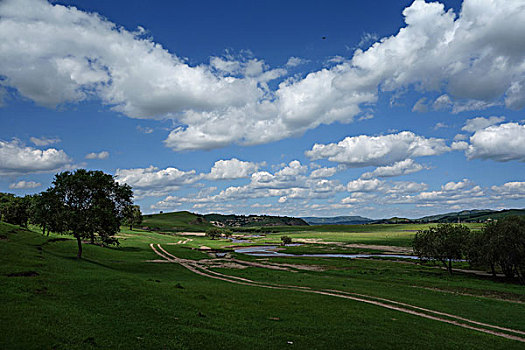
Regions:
[[301, 216, 373, 225], [413, 208, 525, 223], [303, 208, 525, 225]]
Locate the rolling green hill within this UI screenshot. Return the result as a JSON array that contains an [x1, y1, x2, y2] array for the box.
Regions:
[[142, 211, 308, 233], [142, 211, 212, 232], [204, 213, 308, 227]]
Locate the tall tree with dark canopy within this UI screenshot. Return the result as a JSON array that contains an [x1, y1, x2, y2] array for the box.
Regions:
[[49, 169, 133, 258], [471, 216, 525, 282], [123, 204, 142, 230], [413, 223, 470, 274]]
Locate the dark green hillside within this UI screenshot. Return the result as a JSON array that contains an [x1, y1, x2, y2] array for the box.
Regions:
[[204, 213, 308, 227], [373, 217, 413, 224], [142, 211, 212, 232], [142, 211, 308, 233]]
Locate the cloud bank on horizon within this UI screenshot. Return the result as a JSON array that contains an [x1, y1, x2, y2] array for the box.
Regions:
[[0, 0, 524, 217]]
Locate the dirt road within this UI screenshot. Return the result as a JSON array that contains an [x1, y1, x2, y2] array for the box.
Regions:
[[150, 243, 525, 343]]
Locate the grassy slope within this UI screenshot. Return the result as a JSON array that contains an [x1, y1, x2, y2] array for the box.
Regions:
[[1, 222, 524, 349], [142, 211, 212, 232]]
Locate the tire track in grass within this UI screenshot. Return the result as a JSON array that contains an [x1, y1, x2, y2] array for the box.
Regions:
[[323, 289, 525, 337], [150, 244, 525, 343]]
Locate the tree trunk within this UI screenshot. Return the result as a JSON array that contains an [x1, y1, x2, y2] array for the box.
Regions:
[[440, 259, 448, 272], [90, 232, 95, 244], [490, 263, 496, 277], [42, 223, 46, 235], [517, 268, 524, 285], [76, 234, 83, 259], [448, 259, 453, 274], [129, 224, 133, 231]]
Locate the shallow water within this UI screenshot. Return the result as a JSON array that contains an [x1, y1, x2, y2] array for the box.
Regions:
[[234, 245, 420, 260]]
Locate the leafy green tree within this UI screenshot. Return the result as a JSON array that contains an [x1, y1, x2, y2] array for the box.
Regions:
[[413, 224, 470, 274], [123, 204, 142, 230], [49, 169, 133, 258], [1, 194, 32, 227], [31, 190, 64, 235], [467, 229, 498, 277], [206, 227, 223, 240], [0, 192, 16, 222], [281, 235, 292, 245], [471, 216, 525, 282]]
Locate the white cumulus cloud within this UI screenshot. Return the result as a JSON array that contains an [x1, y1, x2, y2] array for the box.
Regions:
[[85, 151, 109, 159], [360, 159, 425, 179], [462, 116, 505, 133], [205, 158, 260, 180], [306, 131, 449, 167], [310, 167, 338, 179], [9, 180, 42, 189], [465, 123, 525, 161], [347, 178, 385, 193], [491, 182, 525, 200], [0, 139, 71, 175], [115, 166, 199, 198]]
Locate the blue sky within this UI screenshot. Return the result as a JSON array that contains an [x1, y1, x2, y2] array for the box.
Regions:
[[1, 0, 524, 218]]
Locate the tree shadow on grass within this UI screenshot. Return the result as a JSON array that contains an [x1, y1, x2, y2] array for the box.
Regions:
[[111, 246, 143, 253], [43, 249, 119, 271]]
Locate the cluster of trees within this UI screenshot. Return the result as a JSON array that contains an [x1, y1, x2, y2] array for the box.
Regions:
[[0, 192, 32, 227], [468, 217, 525, 281], [0, 169, 142, 258], [413, 217, 525, 283]]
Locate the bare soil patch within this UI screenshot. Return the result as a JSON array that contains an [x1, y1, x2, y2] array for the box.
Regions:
[[176, 232, 206, 236]]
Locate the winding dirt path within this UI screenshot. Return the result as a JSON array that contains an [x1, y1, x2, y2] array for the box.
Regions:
[[149, 243, 525, 343]]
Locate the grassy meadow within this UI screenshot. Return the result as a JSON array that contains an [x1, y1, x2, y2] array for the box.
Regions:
[[1, 220, 524, 349]]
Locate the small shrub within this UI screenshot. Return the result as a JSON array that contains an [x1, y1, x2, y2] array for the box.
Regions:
[[281, 235, 292, 245]]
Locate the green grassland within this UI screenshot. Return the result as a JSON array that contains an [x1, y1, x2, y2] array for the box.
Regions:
[[150, 222, 483, 249], [1, 221, 524, 349], [142, 211, 483, 248]]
